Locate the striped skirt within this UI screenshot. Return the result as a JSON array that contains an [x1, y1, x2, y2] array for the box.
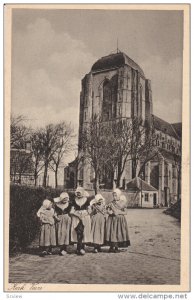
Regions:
[[55, 214, 71, 246], [39, 224, 56, 247], [105, 214, 130, 247], [91, 213, 106, 245]]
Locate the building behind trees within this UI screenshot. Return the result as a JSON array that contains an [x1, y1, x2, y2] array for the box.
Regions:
[[64, 51, 181, 206]]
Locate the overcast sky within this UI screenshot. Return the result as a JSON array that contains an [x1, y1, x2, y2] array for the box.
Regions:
[[11, 8, 183, 134]]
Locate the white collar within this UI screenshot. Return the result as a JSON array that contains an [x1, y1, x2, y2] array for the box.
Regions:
[[56, 202, 69, 210], [75, 197, 87, 207]]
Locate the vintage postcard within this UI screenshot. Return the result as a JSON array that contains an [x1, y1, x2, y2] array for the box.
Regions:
[[4, 4, 190, 292]]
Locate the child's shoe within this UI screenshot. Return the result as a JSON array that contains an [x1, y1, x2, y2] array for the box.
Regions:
[[114, 247, 120, 253], [39, 251, 47, 257], [60, 250, 67, 256], [108, 247, 115, 253], [80, 249, 85, 255]]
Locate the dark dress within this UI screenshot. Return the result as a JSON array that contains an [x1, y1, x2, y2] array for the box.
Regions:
[[70, 197, 92, 244], [55, 203, 72, 246]]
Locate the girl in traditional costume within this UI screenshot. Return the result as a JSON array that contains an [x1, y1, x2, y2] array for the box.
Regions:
[[70, 187, 92, 255], [54, 192, 72, 255], [37, 199, 59, 256], [105, 189, 130, 253], [90, 194, 107, 253]]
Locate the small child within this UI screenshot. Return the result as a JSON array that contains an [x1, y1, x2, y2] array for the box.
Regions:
[[90, 194, 107, 253], [105, 189, 130, 253], [54, 192, 72, 255], [37, 199, 59, 256]]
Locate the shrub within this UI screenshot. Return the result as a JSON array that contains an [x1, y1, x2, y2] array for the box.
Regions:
[[9, 184, 76, 254], [163, 200, 181, 221]]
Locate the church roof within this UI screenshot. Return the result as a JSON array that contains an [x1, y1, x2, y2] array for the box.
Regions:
[[171, 122, 182, 138], [152, 114, 180, 139], [159, 149, 180, 163], [91, 52, 145, 77], [126, 177, 157, 192]]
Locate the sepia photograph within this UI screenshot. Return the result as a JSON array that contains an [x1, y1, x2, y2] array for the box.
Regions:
[[4, 4, 190, 292]]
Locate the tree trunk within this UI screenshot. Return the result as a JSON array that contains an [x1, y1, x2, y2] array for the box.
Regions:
[[94, 173, 99, 195], [116, 160, 123, 188], [132, 159, 137, 178], [43, 163, 48, 187], [34, 161, 39, 186], [116, 172, 122, 188], [109, 170, 114, 189], [18, 172, 22, 184], [55, 168, 58, 188], [34, 167, 38, 186], [34, 174, 37, 186]]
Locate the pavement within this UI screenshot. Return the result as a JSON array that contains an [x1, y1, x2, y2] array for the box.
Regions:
[[9, 209, 180, 285]]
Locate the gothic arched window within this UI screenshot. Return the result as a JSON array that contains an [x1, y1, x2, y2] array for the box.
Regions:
[[102, 79, 111, 121], [102, 75, 118, 121]]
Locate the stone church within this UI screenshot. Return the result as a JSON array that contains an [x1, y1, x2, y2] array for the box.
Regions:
[[64, 51, 181, 206]]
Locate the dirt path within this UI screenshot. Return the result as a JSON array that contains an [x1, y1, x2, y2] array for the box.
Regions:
[[9, 209, 180, 284]]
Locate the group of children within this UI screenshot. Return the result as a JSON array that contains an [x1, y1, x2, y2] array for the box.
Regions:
[[37, 187, 130, 256]]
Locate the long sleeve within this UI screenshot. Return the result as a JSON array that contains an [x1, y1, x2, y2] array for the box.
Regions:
[[70, 206, 81, 219]]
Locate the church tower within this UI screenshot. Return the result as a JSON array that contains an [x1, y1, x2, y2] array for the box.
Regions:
[[77, 51, 153, 189]]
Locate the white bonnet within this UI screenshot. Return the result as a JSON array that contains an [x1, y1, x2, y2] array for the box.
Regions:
[[95, 194, 105, 203], [119, 195, 127, 207], [75, 187, 89, 198], [113, 188, 122, 199], [90, 194, 105, 205], [42, 199, 52, 209], [75, 187, 85, 197], [54, 192, 69, 203], [95, 194, 105, 204]]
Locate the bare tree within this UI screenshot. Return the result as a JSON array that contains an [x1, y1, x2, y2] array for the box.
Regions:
[[37, 123, 66, 187], [11, 114, 31, 149], [81, 117, 114, 194], [81, 116, 157, 192], [49, 122, 74, 188], [131, 120, 158, 178], [106, 118, 134, 188], [102, 118, 158, 187], [30, 131, 45, 186], [10, 114, 34, 184]]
